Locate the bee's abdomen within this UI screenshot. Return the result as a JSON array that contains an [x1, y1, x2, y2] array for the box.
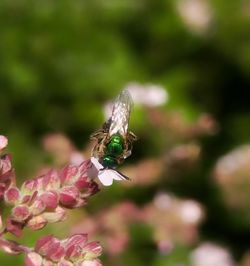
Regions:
[[102, 155, 118, 168]]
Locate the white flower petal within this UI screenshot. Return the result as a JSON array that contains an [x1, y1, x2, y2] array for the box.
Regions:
[[90, 157, 103, 171], [98, 169, 125, 186], [90, 157, 128, 186], [98, 170, 114, 186]]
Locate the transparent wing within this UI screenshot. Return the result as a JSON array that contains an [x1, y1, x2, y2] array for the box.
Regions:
[[109, 89, 133, 136]]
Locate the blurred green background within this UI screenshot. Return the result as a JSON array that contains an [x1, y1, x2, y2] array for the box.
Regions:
[[1, 0, 250, 265]]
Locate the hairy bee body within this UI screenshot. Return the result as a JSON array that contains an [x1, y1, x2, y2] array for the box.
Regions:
[[91, 90, 137, 170]]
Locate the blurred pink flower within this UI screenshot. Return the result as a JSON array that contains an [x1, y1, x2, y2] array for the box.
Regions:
[[214, 145, 250, 223], [43, 134, 86, 167], [191, 242, 235, 266], [122, 158, 163, 186], [141, 193, 204, 252], [72, 202, 139, 255]]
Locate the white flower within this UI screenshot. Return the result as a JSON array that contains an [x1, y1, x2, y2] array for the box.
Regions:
[[191, 242, 235, 266], [89, 157, 128, 186], [103, 83, 168, 119], [126, 83, 168, 107], [176, 0, 212, 34]]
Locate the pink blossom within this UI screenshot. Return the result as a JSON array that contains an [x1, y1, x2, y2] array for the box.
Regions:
[[0, 135, 103, 265], [31, 234, 102, 265], [12, 205, 31, 222], [25, 252, 43, 266], [4, 160, 99, 236], [4, 187, 20, 204], [0, 154, 15, 199], [6, 218, 24, 237], [26, 215, 48, 230], [0, 135, 8, 151], [80, 260, 102, 266], [59, 186, 80, 208]]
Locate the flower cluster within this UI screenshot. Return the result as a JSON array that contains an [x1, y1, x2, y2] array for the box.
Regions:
[[0, 135, 15, 201], [0, 135, 102, 266], [25, 234, 102, 266], [4, 161, 99, 237]]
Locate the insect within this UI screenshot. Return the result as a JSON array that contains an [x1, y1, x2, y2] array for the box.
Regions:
[[90, 89, 137, 186]]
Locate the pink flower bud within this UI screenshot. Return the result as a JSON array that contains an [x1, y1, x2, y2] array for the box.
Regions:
[[59, 186, 79, 208], [0, 155, 15, 195], [74, 198, 86, 208], [40, 191, 59, 210], [0, 238, 24, 255], [61, 165, 79, 185], [46, 242, 65, 262], [12, 205, 30, 222], [64, 234, 88, 260], [42, 206, 66, 223], [25, 252, 43, 266], [0, 135, 8, 151], [42, 259, 55, 266], [21, 179, 38, 195], [75, 175, 89, 191], [65, 234, 88, 250], [65, 244, 82, 261], [6, 218, 23, 237], [35, 235, 58, 255], [34, 234, 102, 265], [83, 242, 102, 259], [4, 187, 20, 205], [80, 259, 102, 266], [30, 198, 46, 216], [0, 154, 12, 175], [27, 215, 47, 230], [42, 170, 61, 191], [36, 235, 65, 262], [58, 260, 74, 266], [84, 181, 100, 197], [78, 160, 91, 174]]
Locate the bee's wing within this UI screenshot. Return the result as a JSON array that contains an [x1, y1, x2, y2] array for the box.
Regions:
[[98, 168, 129, 186], [109, 89, 133, 136]]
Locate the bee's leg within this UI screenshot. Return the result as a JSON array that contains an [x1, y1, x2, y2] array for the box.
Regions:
[[117, 157, 125, 165], [91, 132, 109, 158], [115, 169, 131, 180], [128, 131, 138, 141], [122, 132, 137, 159], [90, 130, 105, 141], [90, 119, 111, 139], [96, 135, 109, 156]]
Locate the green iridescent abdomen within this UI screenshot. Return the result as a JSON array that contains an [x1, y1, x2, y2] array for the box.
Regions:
[[101, 134, 124, 168]]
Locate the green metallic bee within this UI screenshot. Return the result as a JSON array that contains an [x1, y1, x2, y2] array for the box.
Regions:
[[90, 89, 137, 185]]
